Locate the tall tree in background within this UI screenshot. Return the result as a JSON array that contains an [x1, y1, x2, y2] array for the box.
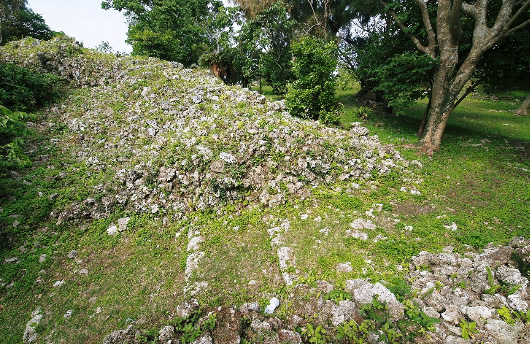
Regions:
[[0, 0, 52, 45], [102, 0, 225, 66], [381, 0, 530, 153], [250, 2, 295, 94]]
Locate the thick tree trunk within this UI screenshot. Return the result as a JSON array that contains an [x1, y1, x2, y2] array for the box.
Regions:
[[418, 96, 457, 152], [514, 93, 530, 116]]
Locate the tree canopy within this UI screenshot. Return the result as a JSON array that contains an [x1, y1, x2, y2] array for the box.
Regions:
[[0, 0, 53, 45], [102, 0, 226, 66]]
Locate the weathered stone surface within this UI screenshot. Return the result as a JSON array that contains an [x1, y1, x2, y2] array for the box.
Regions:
[[158, 325, 175, 342], [176, 299, 199, 318], [352, 282, 404, 319], [191, 334, 213, 344], [23, 308, 42, 343], [485, 319, 523, 344], [331, 300, 358, 326], [102, 326, 138, 344]]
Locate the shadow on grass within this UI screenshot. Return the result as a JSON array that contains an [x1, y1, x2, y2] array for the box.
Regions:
[[337, 93, 530, 159]]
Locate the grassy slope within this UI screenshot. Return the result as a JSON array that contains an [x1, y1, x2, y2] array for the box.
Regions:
[[0, 80, 528, 343]]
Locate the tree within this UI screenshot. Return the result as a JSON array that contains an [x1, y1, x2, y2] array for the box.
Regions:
[[382, 0, 530, 153], [232, 0, 375, 36], [286, 36, 340, 123], [102, 0, 225, 66], [251, 2, 296, 94], [0, 0, 52, 45]]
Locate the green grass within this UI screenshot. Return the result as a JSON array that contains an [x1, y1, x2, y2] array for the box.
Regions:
[[1, 81, 529, 342]]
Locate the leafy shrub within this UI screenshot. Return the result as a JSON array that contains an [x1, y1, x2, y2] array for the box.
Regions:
[[373, 52, 437, 114], [0, 62, 65, 111], [0, 106, 32, 172], [286, 36, 341, 124]]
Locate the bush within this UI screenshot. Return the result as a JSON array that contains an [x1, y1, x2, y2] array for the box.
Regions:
[[0, 63, 64, 174], [0, 62, 65, 112], [0, 106, 32, 172], [286, 36, 341, 124]]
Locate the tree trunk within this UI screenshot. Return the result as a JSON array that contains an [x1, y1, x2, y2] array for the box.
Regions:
[[418, 96, 457, 152], [515, 93, 530, 116]]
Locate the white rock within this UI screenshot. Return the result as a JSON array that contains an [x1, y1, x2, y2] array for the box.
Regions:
[[331, 300, 357, 326], [53, 280, 65, 287], [107, 225, 118, 236], [507, 293, 528, 312], [352, 282, 404, 319], [444, 223, 458, 231], [277, 247, 295, 270], [264, 297, 280, 314], [185, 251, 205, 281], [118, 217, 130, 232], [4, 257, 19, 263], [485, 319, 523, 344], [349, 218, 376, 230], [441, 305, 461, 324], [191, 335, 213, 344], [219, 152, 236, 164], [23, 308, 42, 343], [336, 262, 353, 273], [158, 325, 175, 342], [345, 230, 368, 241], [187, 236, 204, 252], [461, 305, 493, 323]]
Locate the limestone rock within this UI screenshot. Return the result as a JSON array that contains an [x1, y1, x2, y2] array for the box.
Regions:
[[352, 282, 404, 319]]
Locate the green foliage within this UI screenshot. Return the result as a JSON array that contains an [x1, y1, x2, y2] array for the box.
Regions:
[[0, 1, 53, 45], [335, 319, 374, 343], [374, 237, 420, 260], [325, 289, 352, 303], [384, 278, 412, 302], [136, 328, 157, 343], [172, 311, 216, 343], [373, 52, 437, 114], [0, 62, 65, 111], [301, 323, 329, 344], [459, 318, 478, 340], [215, 3, 295, 90], [497, 306, 515, 325], [359, 295, 388, 325], [354, 106, 373, 120], [102, 0, 226, 66], [483, 266, 501, 295], [399, 299, 440, 339], [0, 106, 31, 172], [286, 36, 341, 124], [253, 3, 295, 94], [513, 309, 530, 324]]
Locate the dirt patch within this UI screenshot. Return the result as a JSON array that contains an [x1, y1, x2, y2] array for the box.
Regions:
[[393, 201, 433, 217]]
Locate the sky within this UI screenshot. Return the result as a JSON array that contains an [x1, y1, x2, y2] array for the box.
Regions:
[[28, 0, 132, 53], [27, 1, 233, 54]]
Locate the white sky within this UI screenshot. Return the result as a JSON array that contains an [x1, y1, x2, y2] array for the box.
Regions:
[[27, 1, 232, 54], [28, 1, 132, 53]]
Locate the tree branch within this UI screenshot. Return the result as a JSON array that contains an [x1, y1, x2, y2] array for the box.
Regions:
[[454, 81, 477, 108], [449, 0, 464, 43], [415, 0, 436, 54], [380, 0, 435, 57], [462, 2, 477, 17], [504, 0, 530, 32]]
